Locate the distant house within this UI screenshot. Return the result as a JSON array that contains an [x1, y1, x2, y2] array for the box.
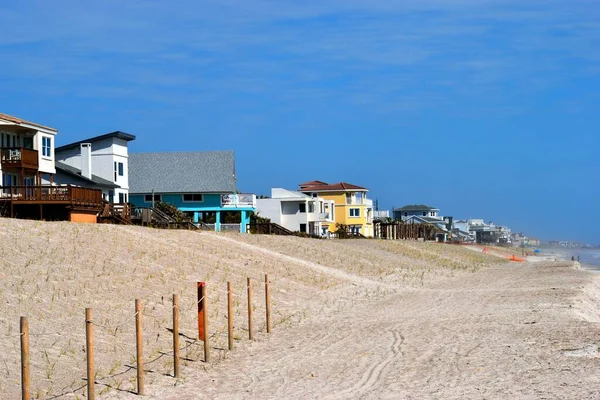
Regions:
[[468, 219, 512, 244], [393, 205, 441, 221], [54, 131, 136, 204], [0, 113, 104, 222], [298, 180, 374, 237], [128, 151, 255, 233], [255, 188, 335, 236]]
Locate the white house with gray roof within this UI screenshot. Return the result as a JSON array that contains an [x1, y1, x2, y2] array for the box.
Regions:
[[128, 151, 256, 232]]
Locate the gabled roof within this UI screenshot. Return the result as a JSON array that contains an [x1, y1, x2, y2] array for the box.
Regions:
[[0, 112, 57, 132], [404, 215, 449, 231], [299, 181, 367, 192], [55, 161, 119, 188], [56, 131, 136, 152], [395, 204, 438, 212], [129, 151, 236, 194]]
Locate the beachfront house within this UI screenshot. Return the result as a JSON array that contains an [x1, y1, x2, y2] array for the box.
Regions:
[[298, 180, 374, 237], [54, 131, 136, 204], [468, 219, 512, 244], [255, 188, 335, 236], [393, 205, 442, 221], [0, 113, 104, 222], [128, 151, 255, 233]]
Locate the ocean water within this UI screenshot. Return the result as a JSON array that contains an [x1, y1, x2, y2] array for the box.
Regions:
[[542, 248, 600, 271]]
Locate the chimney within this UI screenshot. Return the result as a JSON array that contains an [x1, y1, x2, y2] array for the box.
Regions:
[[80, 143, 92, 179]]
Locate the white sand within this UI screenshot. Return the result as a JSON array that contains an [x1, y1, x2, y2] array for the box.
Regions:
[[0, 219, 599, 399]]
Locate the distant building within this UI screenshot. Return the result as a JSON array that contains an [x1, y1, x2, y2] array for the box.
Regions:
[[393, 205, 441, 221], [298, 180, 374, 237], [255, 188, 335, 236]]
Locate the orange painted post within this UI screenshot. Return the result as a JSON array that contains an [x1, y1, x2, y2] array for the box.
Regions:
[[201, 284, 210, 362], [135, 299, 144, 395], [247, 277, 253, 340], [172, 294, 180, 379], [265, 274, 271, 334], [197, 282, 206, 341], [20, 316, 30, 400], [227, 282, 233, 351], [85, 308, 95, 400]]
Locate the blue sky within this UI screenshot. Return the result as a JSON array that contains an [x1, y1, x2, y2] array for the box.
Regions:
[[1, 0, 599, 243]]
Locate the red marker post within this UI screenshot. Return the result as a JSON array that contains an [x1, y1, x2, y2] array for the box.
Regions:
[[197, 282, 205, 341]]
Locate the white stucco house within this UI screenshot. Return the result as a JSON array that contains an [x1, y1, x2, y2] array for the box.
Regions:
[[54, 131, 136, 203], [256, 188, 335, 236]]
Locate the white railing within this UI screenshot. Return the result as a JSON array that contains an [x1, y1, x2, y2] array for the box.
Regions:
[[307, 212, 330, 222], [345, 198, 365, 205], [221, 193, 256, 208]]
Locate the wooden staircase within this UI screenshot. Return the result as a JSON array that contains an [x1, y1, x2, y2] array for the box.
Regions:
[[249, 222, 295, 236], [98, 202, 132, 225]]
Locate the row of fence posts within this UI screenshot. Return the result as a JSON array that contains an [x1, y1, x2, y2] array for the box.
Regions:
[[18, 275, 272, 400]]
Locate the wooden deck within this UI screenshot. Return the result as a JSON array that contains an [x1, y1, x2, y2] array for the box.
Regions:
[[0, 185, 103, 209]]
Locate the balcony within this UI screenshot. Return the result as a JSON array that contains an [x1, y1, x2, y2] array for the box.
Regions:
[[1, 148, 39, 170], [221, 193, 256, 209], [308, 212, 331, 222], [345, 197, 365, 205]]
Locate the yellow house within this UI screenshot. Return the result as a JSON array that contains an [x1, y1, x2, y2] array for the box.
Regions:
[[299, 180, 373, 237]]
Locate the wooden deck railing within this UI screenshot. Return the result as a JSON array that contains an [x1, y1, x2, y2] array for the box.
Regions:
[[0, 148, 39, 169], [0, 185, 103, 207]]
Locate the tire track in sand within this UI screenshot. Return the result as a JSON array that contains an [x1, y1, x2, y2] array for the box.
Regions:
[[325, 326, 404, 399]]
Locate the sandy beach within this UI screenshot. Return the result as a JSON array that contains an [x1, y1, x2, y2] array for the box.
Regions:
[[1, 219, 599, 399]]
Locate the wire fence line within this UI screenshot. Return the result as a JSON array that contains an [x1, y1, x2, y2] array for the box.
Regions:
[[5, 274, 274, 400]]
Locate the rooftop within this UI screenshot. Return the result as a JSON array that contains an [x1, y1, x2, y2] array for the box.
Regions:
[[395, 205, 439, 211], [56, 131, 136, 152], [298, 180, 367, 192], [129, 151, 236, 194], [55, 162, 119, 188], [0, 112, 57, 132]]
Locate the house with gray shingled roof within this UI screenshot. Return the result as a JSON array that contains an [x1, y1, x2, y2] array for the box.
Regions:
[[128, 151, 256, 233]]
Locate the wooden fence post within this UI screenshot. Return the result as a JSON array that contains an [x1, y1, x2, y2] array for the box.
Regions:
[[85, 308, 95, 400], [20, 316, 30, 400], [265, 274, 271, 334], [247, 278, 253, 340], [227, 282, 233, 351], [135, 299, 144, 395], [172, 294, 180, 379], [201, 284, 210, 362]]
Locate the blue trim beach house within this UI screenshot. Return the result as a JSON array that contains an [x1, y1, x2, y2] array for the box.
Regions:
[[128, 151, 255, 232]]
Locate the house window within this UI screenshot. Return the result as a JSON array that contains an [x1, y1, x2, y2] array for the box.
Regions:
[[350, 208, 360, 217], [183, 193, 204, 202], [308, 203, 314, 213], [42, 136, 52, 157], [114, 162, 117, 181], [423, 212, 427, 216], [299, 203, 306, 213], [118, 162, 124, 177], [299, 223, 307, 233], [145, 194, 162, 202], [119, 193, 125, 204], [404, 212, 408, 217]]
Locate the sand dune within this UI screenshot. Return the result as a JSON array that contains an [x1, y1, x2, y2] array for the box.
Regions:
[[0, 219, 598, 399]]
